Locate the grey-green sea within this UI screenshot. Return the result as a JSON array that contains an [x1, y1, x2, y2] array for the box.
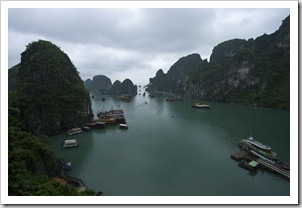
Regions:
[[50, 91, 290, 196]]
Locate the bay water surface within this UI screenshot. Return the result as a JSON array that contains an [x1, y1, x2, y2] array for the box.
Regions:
[[50, 91, 290, 196]]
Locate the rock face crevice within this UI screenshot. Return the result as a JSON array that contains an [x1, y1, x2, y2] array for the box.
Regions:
[[146, 16, 290, 110]]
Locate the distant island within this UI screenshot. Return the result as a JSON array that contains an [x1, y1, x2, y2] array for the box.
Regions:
[[146, 15, 290, 110], [84, 75, 137, 96]]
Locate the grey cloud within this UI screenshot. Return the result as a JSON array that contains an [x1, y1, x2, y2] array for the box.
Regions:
[[8, 8, 290, 84]]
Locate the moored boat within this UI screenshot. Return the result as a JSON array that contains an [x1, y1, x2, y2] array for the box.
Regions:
[[67, 127, 82, 136], [62, 139, 78, 148], [85, 121, 106, 129], [98, 117, 116, 125], [121, 94, 131, 102], [238, 136, 277, 161], [65, 162, 72, 170], [97, 109, 125, 124], [192, 103, 210, 109], [82, 126, 91, 132]]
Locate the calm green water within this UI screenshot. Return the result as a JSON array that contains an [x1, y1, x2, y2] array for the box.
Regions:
[[50, 91, 290, 196]]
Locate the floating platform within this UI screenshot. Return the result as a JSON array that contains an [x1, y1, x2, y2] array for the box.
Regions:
[[231, 150, 250, 161], [231, 150, 290, 179], [256, 159, 290, 178]]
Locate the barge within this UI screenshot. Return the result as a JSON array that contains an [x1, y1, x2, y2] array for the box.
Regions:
[[85, 121, 106, 129], [97, 109, 126, 124], [67, 127, 82, 136]]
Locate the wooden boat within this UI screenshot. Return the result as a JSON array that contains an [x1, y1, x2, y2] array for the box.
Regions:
[[67, 127, 82, 136], [192, 103, 210, 109], [86, 122, 106, 129]]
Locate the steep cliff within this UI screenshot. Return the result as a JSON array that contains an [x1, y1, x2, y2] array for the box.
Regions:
[[84, 75, 112, 93], [14, 40, 93, 135], [108, 79, 138, 96], [85, 75, 138, 96], [147, 15, 290, 110], [8, 40, 96, 196], [8, 64, 20, 91]]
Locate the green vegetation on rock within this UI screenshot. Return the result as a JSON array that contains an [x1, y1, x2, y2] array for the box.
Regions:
[[147, 16, 290, 110], [13, 40, 93, 136], [8, 40, 95, 195]]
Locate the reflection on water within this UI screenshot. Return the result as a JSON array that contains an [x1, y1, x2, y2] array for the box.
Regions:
[[51, 93, 290, 196]]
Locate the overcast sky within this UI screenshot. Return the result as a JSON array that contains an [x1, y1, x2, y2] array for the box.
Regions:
[[8, 7, 289, 85]]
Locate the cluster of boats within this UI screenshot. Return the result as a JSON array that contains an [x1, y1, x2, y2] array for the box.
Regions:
[[63, 109, 128, 148], [121, 94, 132, 102], [96, 109, 127, 125]]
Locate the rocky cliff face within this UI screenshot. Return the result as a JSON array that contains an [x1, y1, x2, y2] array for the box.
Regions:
[[109, 79, 137, 96], [14, 40, 93, 135], [8, 64, 20, 91], [85, 75, 137, 96], [84, 75, 112, 93], [147, 15, 290, 110]]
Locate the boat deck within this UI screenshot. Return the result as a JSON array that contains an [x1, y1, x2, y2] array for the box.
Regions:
[[231, 150, 290, 179], [256, 159, 290, 179], [231, 150, 250, 161]]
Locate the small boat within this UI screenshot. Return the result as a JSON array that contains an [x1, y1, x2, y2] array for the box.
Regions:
[[82, 126, 91, 132], [119, 124, 128, 129], [121, 94, 131, 102], [65, 162, 72, 170], [62, 139, 78, 148], [192, 103, 210, 109], [67, 127, 82, 136]]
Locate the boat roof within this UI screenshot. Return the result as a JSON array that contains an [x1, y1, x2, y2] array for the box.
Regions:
[[96, 122, 106, 124], [64, 139, 77, 143], [248, 160, 259, 167], [244, 137, 271, 150]]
